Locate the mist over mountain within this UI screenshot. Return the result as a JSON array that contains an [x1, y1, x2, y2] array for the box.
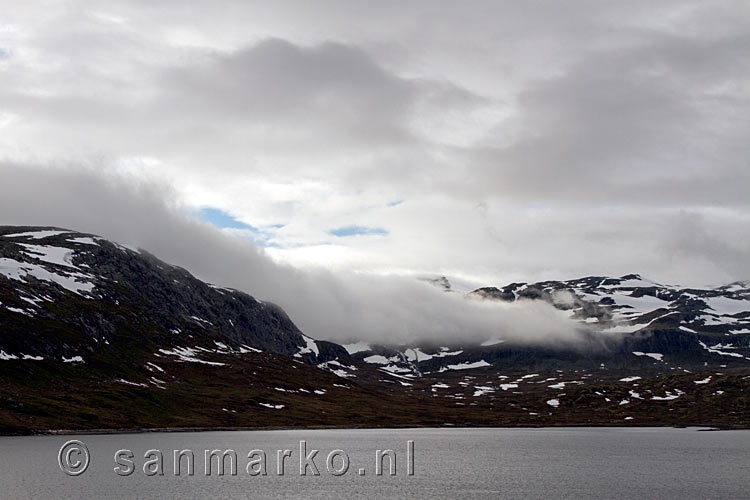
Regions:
[[1, 225, 749, 433], [0, 167, 586, 347]]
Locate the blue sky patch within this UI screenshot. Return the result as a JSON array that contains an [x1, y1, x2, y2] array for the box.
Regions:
[[329, 225, 389, 237], [199, 207, 257, 231], [198, 207, 284, 247]]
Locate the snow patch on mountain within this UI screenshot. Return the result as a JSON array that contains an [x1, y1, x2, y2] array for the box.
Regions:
[[440, 360, 491, 371], [18, 244, 78, 269], [342, 342, 371, 354], [158, 347, 226, 366], [704, 296, 750, 316], [4, 230, 71, 240], [295, 335, 320, 358], [632, 352, 664, 361], [0, 257, 95, 295], [66, 237, 101, 246]]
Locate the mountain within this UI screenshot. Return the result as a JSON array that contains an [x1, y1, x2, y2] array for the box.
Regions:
[[1, 226, 749, 433], [0, 226, 345, 363], [350, 274, 750, 375]]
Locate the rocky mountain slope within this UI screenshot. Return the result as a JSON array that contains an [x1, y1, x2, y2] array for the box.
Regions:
[[0, 226, 347, 362], [1, 226, 749, 432]]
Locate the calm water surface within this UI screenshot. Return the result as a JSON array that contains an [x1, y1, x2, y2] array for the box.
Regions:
[[1, 427, 748, 499]]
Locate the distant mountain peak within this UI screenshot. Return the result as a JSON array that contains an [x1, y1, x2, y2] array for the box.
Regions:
[[420, 275, 452, 291]]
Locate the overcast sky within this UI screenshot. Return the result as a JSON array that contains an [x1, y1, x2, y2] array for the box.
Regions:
[[1, 1, 749, 337]]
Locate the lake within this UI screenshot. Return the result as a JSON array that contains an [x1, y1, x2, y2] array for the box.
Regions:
[[1, 427, 748, 499]]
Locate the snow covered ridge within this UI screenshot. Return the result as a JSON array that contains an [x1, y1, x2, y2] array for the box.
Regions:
[[468, 273, 750, 337], [336, 273, 750, 376]]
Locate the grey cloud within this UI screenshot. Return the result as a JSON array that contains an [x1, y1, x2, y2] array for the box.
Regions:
[[0, 1, 748, 292], [458, 202, 750, 287], [0, 34, 483, 181], [462, 29, 750, 208], [658, 210, 750, 283], [161, 39, 417, 144]]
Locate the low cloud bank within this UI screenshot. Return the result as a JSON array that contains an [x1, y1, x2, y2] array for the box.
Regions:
[[1, 164, 584, 346]]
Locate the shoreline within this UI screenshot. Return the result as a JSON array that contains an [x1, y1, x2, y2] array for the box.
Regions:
[[3, 422, 748, 437]]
